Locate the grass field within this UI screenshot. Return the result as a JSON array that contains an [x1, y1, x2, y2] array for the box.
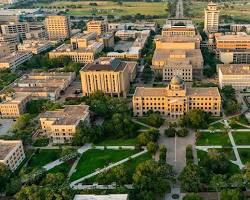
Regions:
[[48, 159, 74, 176], [85, 152, 152, 184], [197, 150, 240, 174], [238, 149, 250, 164], [27, 149, 62, 169], [232, 131, 250, 145], [189, 0, 250, 24], [70, 149, 137, 181], [34, 1, 168, 16], [96, 137, 137, 146], [196, 131, 231, 146], [208, 122, 225, 129]]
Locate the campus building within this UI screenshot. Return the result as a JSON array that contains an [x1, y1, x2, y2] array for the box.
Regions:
[[152, 49, 203, 79], [0, 42, 14, 57], [218, 64, 250, 90], [45, 16, 71, 40], [0, 51, 32, 70], [87, 20, 108, 35], [80, 57, 137, 97], [0, 140, 25, 171], [133, 76, 221, 118], [0, 33, 20, 48], [0, 92, 31, 118], [18, 40, 51, 54], [204, 1, 220, 33], [12, 72, 76, 100], [0, 22, 30, 40], [215, 34, 250, 64], [49, 32, 104, 63], [39, 105, 90, 144]]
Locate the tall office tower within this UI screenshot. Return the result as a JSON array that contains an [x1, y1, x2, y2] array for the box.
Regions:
[[204, 1, 220, 33], [45, 16, 70, 40], [87, 20, 108, 35]]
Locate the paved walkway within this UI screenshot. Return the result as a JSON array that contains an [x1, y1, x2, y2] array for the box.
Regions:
[[70, 149, 148, 188], [73, 184, 133, 190], [132, 118, 157, 130]]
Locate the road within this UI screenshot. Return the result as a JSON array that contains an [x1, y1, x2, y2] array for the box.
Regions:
[[176, 0, 184, 18]]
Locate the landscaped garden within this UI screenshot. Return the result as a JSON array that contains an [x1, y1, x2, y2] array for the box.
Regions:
[[96, 137, 137, 146], [84, 152, 152, 184], [27, 149, 62, 169], [196, 131, 231, 146], [70, 149, 138, 181], [232, 131, 250, 145], [238, 149, 250, 164]]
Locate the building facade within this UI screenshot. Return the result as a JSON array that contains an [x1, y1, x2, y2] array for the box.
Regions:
[[87, 20, 108, 35], [39, 105, 90, 144], [0, 140, 25, 171], [218, 64, 250, 90], [204, 1, 220, 33], [80, 58, 135, 97], [0, 92, 31, 118], [1, 22, 30, 40], [133, 76, 221, 118], [45, 16, 70, 40], [18, 40, 51, 54]]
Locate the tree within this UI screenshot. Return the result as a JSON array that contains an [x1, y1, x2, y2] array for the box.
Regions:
[[177, 128, 189, 137], [15, 185, 43, 200], [164, 127, 177, 137], [0, 163, 11, 193], [147, 141, 158, 154], [220, 189, 242, 200], [224, 100, 241, 115], [42, 173, 65, 187], [229, 174, 244, 188], [72, 122, 103, 146], [137, 132, 151, 146], [159, 145, 167, 164], [180, 109, 211, 129], [145, 112, 164, 127], [221, 85, 236, 100], [12, 113, 32, 132], [210, 174, 227, 199], [132, 160, 175, 200], [183, 193, 204, 200], [142, 65, 153, 83], [179, 164, 205, 192], [6, 178, 22, 195]]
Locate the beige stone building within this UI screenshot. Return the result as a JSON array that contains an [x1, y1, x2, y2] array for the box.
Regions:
[[45, 16, 70, 40], [87, 20, 108, 35], [0, 42, 13, 57], [12, 72, 76, 100], [215, 34, 250, 64], [0, 33, 20, 50], [0, 51, 32, 70], [152, 49, 203, 78], [0, 92, 31, 118], [204, 1, 220, 33], [133, 76, 221, 118], [0, 22, 30, 39], [162, 21, 196, 37], [0, 140, 25, 171], [49, 32, 104, 63], [80, 57, 136, 97], [218, 64, 250, 90], [39, 105, 90, 144], [18, 40, 51, 54]]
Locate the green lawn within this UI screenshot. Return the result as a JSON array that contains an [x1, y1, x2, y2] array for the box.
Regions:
[[238, 149, 250, 164], [196, 131, 231, 146], [84, 152, 152, 184], [230, 122, 247, 129], [70, 149, 137, 181], [233, 131, 250, 145], [197, 150, 240, 174], [48, 160, 74, 176], [34, 1, 168, 16], [208, 122, 225, 129], [96, 137, 137, 146], [27, 149, 62, 169]]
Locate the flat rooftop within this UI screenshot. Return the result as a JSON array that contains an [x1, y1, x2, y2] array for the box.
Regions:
[[40, 105, 89, 126], [155, 35, 200, 42], [82, 59, 126, 72], [0, 51, 31, 63], [73, 194, 128, 200], [216, 34, 250, 41], [218, 64, 250, 75], [0, 140, 21, 160], [0, 92, 30, 104]]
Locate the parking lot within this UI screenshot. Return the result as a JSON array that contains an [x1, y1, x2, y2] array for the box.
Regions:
[[0, 118, 15, 136]]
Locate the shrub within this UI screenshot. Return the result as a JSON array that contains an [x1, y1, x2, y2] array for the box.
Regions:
[[165, 127, 177, 137], [177, 128, 189, 137]]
